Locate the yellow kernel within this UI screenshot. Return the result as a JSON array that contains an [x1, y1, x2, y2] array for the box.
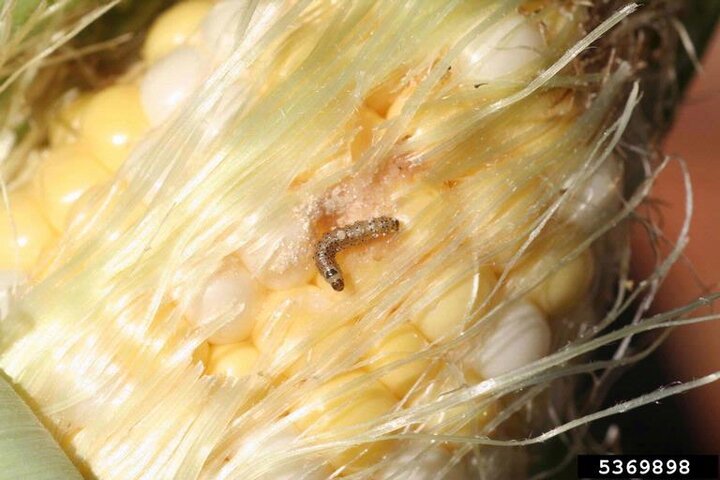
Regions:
[[143, 0, 213, 63], [413, 263, 496, 342], [393, 183, 452, 252], [288, 324, 352, 377], [192, 341, 210, 366], [48, 94, 92, 147], [427, 400, 496, 437], [81, 85, 149, 172], [34, 144, 111, 231], [293, 371, 397, 470], [350, 107, 383, 160], [386, 84, 415, 119], [411, 376, 496, 437], [463, 177, 545, 263], [0, 188, 57, 271], [527, 248, 594, 316], [207, 341, 259, 378], [366, 324, 429, 397], [314, 248, 385, 296], [364, 71, 407, 117], [252, 285, 337, 367]]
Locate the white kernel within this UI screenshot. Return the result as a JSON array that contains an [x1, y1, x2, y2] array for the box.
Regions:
[[559, 157, 623, 231], [140, 46, 211, 126], [467, 301, 551, 378], [240, 218, 315, 291], [199, 0, 281, 64], [456, 13, 543, 83], [187, 262, 263, 344]]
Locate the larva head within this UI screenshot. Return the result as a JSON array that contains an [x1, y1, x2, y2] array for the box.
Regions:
[[324, 267, 344, 291], [331, 278, 345, 292]]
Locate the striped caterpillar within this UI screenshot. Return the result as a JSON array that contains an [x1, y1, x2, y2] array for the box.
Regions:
[[314, 216, 400, 291]]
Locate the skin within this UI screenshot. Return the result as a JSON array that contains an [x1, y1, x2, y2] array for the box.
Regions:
[[631, 30, 720, 451]]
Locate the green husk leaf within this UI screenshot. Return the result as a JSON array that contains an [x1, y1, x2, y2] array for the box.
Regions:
[[0, 371, 82, 480]]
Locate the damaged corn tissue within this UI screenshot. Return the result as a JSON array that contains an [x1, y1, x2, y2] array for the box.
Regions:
[[0, 0, 709, 479]]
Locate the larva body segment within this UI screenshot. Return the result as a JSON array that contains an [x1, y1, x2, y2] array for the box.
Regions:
[[315, 216, 400, 291]]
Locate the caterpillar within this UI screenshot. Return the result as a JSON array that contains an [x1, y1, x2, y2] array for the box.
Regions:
[[314, 216, 400, 291]]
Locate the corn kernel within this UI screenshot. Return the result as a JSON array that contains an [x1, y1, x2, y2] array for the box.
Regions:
[[385, 84, 414, 119], [81, 85, 150, 172], [0, 188, 57, 270], [48, 94, 91, 147], [411, 376, 496, 437], [455, 12, 542, 83], [252, 285, 337, 367], [199, 0, 281, 63], [143, 0, 213, 63], [140, 46, 211, 126], [187, 259, 264, 344], [393, 183, 454, 253], [192, 341, 210, 366], [294, 371, 397, 470], [288, 324, 352, 377], [558, 157, 622, 231], [314, 248, 386, 295], [207, 341, 259, 377], [366, 324, 429, 397], [527, 248, 594, 317], [413, 263, 496, 342], [241, 249, 315, 291], [350, 107, 383, 160], [465, 300, 551, 378], [34, 144, 111, 231], [365, 71, 408, 117]]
